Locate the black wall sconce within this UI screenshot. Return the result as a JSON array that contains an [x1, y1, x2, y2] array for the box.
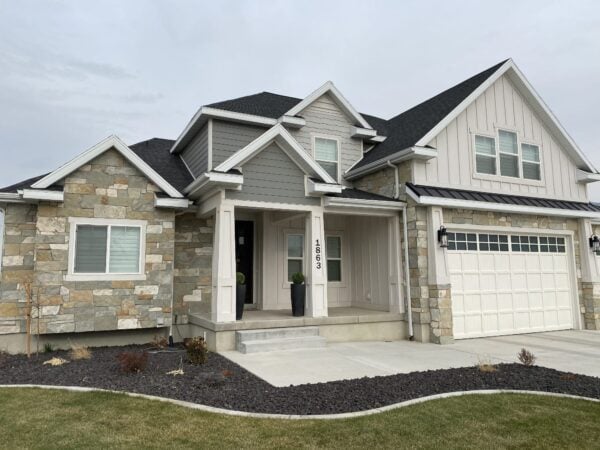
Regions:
[[438, 225, 448, 248], [590, 235, 600, 255]]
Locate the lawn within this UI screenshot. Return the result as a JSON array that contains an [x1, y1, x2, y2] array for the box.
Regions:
[[0, 388, 598, 449]]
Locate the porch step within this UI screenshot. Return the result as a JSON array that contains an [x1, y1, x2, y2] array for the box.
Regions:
[[235, 326, 326, 353]]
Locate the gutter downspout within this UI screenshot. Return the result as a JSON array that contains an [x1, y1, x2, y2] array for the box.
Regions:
[[387, 161, 414, 340]]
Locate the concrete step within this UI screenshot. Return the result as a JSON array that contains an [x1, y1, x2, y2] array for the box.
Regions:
[[235, 326, 325, 353], [238, 335, 327, 354]]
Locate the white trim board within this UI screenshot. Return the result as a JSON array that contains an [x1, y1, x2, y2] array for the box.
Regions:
[[284, 81, 373, 129], [345, 146, 437, 180], [32, 135, 183, 198]]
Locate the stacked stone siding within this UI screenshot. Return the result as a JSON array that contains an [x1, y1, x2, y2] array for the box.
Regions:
[[173, 213, 214, 321]]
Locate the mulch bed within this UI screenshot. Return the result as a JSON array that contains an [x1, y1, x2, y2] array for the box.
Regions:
[[0, 345, 598, 415]]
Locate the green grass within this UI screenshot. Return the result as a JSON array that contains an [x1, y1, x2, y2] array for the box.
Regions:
[[0, 388, 598, 449]]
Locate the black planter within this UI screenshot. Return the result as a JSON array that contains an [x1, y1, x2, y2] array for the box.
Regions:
[[290, 283, 306, 317], [236, 285, 246, 320]]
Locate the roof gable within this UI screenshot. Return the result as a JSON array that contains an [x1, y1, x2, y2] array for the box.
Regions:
[[32, 135, 184, 197]]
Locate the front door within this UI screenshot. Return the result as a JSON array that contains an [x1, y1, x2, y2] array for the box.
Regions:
[[235, 220, 254, 304]]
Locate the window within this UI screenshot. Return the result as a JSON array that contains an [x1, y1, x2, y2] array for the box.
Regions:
[[475, 135, 496, 175], [522, 143, 541, 180], [287, 234, 304, 281], [479, 234, 509, 252], [314, 137, 339, 181], [71, 221, 143, 276], [498, 130, 519, 177], [0, 208, 4, 273], [448, 232, 566, 254], [447, 232, 477, 251], [326, 236, 342, 282]]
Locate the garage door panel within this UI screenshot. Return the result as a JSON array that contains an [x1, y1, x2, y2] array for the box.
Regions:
[[449, 231, 574, 339]]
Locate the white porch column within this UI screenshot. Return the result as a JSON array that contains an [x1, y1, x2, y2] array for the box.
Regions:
[[305, 208, 328, 317], [388, 214, 403, 313], [211, 201, 237, 323]]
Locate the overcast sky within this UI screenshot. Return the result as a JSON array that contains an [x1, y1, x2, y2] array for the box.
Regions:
[[1, 1, 599, 197]]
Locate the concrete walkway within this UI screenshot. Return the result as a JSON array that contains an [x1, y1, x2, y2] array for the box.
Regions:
[[221, 330, 600, 387]]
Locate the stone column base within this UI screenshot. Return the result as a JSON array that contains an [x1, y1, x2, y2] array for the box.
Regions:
[[582, 282, 600, 330]]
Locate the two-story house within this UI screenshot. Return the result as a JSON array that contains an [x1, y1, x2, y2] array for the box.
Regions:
[[1, 59, 599, 353]]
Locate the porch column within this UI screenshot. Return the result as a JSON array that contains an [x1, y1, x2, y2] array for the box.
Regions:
[[211, 201, 237, 323], [305, 209, 328, 317]]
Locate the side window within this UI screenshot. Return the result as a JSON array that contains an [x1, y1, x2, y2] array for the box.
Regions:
[[326, 236, 342, 282], [0, 208, 4, 273], [475, 135, 496, 175], [287, 234, 304, 281], [314, 137, 339, 181], [522, 143, 541, 180]]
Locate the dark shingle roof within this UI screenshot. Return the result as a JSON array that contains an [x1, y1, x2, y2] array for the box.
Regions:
[[129, 138, 193, 193], [407, 183, 600, 212], [0, 174, 48, 193], [328, 188, 396, 202], [353, 60, 508, 170]]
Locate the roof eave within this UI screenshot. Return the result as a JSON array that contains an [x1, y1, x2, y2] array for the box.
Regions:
[[345, 146, 438, 180]]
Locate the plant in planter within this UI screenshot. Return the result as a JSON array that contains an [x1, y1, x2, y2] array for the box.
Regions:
[[236, 272, 246, 320], [290, 272, 306, 317]]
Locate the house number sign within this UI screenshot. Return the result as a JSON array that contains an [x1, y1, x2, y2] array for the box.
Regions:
[[315, 239, 322, 270]]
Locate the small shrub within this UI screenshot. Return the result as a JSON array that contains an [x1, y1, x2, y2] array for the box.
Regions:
[[291, 272, 305, 284], [236, 272, 246, 285], [184, 336, 208, 365], [70, 344, 91, 360], [560, 373, 577, 381], [517, 348, 536, 366], [43, 357, 69, 366], [477, 356, 497, 373], [117, 351, 148, 373], [151, 335, 169, 349], [43, 343, 54, 353], [222, 369, 234, 378]]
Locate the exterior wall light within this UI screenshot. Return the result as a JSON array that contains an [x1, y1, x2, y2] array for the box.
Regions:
[[590, 235, 600, 255], [438, 225, 448, 248]]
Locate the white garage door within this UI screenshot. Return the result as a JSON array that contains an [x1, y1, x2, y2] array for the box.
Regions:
[[448, 231, 574, 339]]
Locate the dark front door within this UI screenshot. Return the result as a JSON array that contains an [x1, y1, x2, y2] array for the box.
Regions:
[[235, 220, 254, 304]]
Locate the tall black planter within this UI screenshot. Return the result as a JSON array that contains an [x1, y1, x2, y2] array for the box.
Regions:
[[290, 283, 306, 317], [236, 285, 246, 320]]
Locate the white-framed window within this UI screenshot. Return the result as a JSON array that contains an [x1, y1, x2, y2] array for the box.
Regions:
[[0, 207, 4, 273], [67, 218, 146, 281], [521, 143, 541, 180], [286, 233, 304, 281], [313, 137, 339, 181], [474, 135, 496, 175], [498, 130, 519, 178], [326, 235, 342, 282]]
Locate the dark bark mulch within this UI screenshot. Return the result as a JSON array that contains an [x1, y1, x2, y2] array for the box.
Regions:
[[0, 345, 598, 415]]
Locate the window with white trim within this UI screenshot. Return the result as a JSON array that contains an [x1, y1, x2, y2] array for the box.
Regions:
[[498, 130, 519, 177], [326, 235, 342, 282], [287, 234, 304, 281], [314, 137, 339, 181], [475, 135, 496, 175], [522, 143, 541, 180], [0, 208, 4, 273], [73, 224, 142, 274]]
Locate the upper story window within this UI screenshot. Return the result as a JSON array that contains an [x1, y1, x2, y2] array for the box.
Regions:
[[474, 129, 542, 181], [314, 137, 339, 181]]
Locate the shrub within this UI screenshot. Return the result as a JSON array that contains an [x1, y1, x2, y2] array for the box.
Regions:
[[43, 343, 54, 353], [291, 272, 305, 284], [117, 351, 148, 373], [184, 336, 208, 365], [477, 357, 497, 373], [517, 348, 536, 367], [151, 335, 169, 349], [70, 344, 91, 360], [236, 272, 246, 285]]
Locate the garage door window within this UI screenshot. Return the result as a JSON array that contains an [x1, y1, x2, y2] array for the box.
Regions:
[[447, 232, 477, 251], [447, 232, 566, 254]]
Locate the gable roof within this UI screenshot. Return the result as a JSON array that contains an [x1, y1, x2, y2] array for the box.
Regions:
[[0, 173, 49, 193], [31, 135, 184, 198], [207, 92, 301, 119], [213, 124, 338, 184]]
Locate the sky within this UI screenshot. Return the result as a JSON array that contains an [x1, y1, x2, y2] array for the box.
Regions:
[[1, 0, 599, 197]]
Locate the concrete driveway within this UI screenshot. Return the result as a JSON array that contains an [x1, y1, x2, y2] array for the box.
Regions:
[[221, 330, 600, 387]]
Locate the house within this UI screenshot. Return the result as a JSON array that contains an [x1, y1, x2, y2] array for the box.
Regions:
[[1, 58, 599, 354]]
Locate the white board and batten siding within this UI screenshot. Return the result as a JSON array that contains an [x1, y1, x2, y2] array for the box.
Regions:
[[413, 74, 587, 202], [290, 93, 363, 176]]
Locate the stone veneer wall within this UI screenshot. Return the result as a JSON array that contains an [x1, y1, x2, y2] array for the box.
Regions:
[[583, 224, 600, 329], [173, 213, 214, 322], [31, 149, 176, 334], [0, 203, 37, 334]]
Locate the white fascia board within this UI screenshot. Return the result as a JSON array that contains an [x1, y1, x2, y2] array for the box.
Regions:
[[323, 196, 405, 210], [31, 135, 183, 198], [154, 196, 193, 209], [351, 126, 377, 139], [214, 124, 337, 184], [368, 135, 387, 143], [183, 171, 244, 197], [306, 179, 343, 196], [284, 81, 372, 129], [171, 106, 278, 154], [406, 188, 600, 219], [278, 115, 306, 128], [577, 170, 600, 184], [20, 189, 64, 202], [0, 192, 25, 203], [345, 146, 438, 180]]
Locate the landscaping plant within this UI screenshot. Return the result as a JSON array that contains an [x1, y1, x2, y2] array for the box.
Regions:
[[476, 356, 497, 373], [151, 335, 169, 349], [184, 336, 208, 365], [117, 351, 149, 373], [517, 348, 536, 366], [43, 357, 69, 367], [70, 344, 91, 360], [43, 343, 54, 353]]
